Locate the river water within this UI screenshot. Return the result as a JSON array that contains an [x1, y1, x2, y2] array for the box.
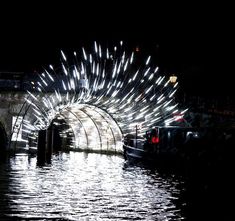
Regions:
[[1, 150, 233, 220], [0, 151, 189, 220]]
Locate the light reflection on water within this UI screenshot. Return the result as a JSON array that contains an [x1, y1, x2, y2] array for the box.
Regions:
[[0, 152, 185, 220]]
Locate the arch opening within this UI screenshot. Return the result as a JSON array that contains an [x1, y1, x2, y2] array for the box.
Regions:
[[51, 104, 123, 152]]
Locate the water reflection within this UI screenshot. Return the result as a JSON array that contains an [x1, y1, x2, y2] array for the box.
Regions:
[[0, 152, 186, 220]]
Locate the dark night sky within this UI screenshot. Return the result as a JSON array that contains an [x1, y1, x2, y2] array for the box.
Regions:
[[0, 3, 233, 97]]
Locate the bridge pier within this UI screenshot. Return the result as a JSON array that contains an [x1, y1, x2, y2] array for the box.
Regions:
[[37, 130, 47, 165], [37, 128, 54, 165], [0, 122, 8, 150], [46, 128, 53, 163]]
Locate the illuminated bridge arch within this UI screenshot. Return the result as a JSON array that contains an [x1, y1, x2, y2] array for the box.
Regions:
[[54, 104, 123, 152], [14, 41, 188, 152]]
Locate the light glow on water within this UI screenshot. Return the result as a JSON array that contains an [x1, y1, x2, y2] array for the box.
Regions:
[[1, 152, 185, 220]]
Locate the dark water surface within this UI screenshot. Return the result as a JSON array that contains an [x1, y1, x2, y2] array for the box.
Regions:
[[0, 152, 188, 220], [0, 151, 233, 220]]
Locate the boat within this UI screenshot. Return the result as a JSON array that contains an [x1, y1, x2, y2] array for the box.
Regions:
[[123, 126, 200, 163]]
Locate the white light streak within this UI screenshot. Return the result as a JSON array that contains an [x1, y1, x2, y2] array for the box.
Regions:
[[61, 50, 67, 61], [82, 48, 87, 60], [145, 56, 151, 65]]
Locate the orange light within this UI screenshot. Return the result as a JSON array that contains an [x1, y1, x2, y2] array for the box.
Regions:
[[169, 75, 177, 84]]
